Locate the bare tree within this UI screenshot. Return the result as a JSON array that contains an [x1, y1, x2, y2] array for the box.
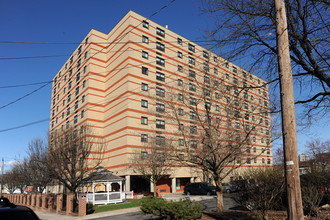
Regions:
[[26, 138, 52, 193], [130, 137, 174, 197], [48, 125, 104, 193], [305, 139, 330, 172], [157, 65, 270, 213], [200, 0, 329, 122]]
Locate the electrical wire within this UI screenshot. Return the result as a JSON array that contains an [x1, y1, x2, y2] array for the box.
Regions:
[[0, 118, 50, 133]]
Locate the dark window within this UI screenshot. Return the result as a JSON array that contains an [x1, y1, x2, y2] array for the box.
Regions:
[[156, 57, 165, 66], [178, 51, 183, 58], [156, 103, 165, 112], [156, 72, 165, 81], [142, 51, 149, 59], [156, 136, 165, 145], [141, 134, 148, 142], [141, 83, 148, 91], [142, 66, 148, 75], [156, 87, 165, 97], [141, 116, 148, 125], [156, 119, 165, 129], [141, 99, 148, 108], [142, 35, 149, 44], [203, 51, 209, 59], [156, 28, 165, 37], [177, 38, 182, 45], [188, 56, 195, 65], [142, 21, 149, 29], [188, 43, 195, 52], [189, 70, 196, 78], [156, 42, 165, 51], [189, 83, 196, 91]]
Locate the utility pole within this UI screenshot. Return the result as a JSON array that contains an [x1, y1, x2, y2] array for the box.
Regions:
[[0, 158, 4, 198], [274, 0, 304, 219]]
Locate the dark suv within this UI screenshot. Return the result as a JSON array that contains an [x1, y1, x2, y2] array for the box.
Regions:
[[184, 182, 216, 195], [0, 197, 40, 220]]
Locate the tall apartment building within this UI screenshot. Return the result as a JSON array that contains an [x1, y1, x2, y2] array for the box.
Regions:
[[49, 11, 272, 193]]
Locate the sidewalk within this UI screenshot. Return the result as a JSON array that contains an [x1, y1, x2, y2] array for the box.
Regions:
[[34, 207, 141, 220]]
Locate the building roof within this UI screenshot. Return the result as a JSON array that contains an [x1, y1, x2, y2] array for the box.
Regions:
[[82, 167, 124, 183]]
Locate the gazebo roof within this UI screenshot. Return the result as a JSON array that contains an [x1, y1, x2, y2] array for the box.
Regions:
[[83, 167, 124, 183]]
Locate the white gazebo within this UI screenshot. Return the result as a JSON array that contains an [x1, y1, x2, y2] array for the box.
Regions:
[[81, 167, 129, 205]]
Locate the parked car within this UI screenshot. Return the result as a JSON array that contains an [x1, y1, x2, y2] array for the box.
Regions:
[[0, 197, 40, 220], [222, 182, 238, 193], [184, 182, 216, 196]]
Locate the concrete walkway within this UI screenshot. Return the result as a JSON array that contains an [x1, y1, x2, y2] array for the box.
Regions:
[[35, 207, 141, 220], [34, 193, 219, 220]]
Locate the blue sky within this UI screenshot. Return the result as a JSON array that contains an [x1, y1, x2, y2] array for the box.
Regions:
[[0, 0, 328, 168]]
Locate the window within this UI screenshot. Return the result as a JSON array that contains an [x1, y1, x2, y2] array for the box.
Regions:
[[262, 158, 265, 163], [141, 83, 148, 91], [66, 120, 70, 128], [226, 74, 229, 79], [156, 42, 165, 51], [264, 101, 268, 107], [85, 37, 89, 45], [141, 134, 148, 142], [216, 105, 220, 111], [84, 51, 88, 59], [214, 56, 218, 62], [205, 102, 211, 110], [235, 122, 240, 129], [142, 66, 148, 75], [156, 87, 165, 97], [203, 51, 209, 59], [233, 77, 238, 84], [190, 126, 197, 134], [247, 158, 251, 164], [77, 59, 81, 69], [234, 99, 239, 106], [234, 88, 239, 95], [214, 68, 218, 75], [84, 66, 87, 73], [177, 38, 182, 45], [142, 35, 149, 44], [178, 93, 183, 101], [141, 99, 148, 108], [156, 72, 165, 81], [267, 159, 271, 164], [156, 103, 165, 112], [68, 81, 72, 89], [141, 151, 148, 159], [81, 110, 85, 118], [178, 65, 183, 72], [247, 147, 251, 153], [70, 56, 73, 64], [233, 66, 237, 73], [204, 76, 210, 84], [156, 57, 165, 66], [156, 136, 165, 145], [189, 70, 195, 78], [75, 87, 79, 96], [74, 115, 78, 124], [156, 119, 165, 129], [188, 56, 195, 65], [243, 82, 247, 88], [266, 129, 270, 135], [83, 80, 86, 88], [67, 94, 71, 103], [244, 113, 249, 120], [243, 72, 247, 78], [67, 107, 70, 116], [251, 95, 254, 100], [204, 88, 210, 96], [75, 101, 79, 110], [142, 51, 149, 59], [267, 148, 270, 154], [190, 111, 196, 120], [226, 97, 231, 103], [265, 119, 269, 125], [141, 117, 148, 125], [142, 20, 149, 28], [82, 95, 85, 103], [190, 140, 197, 148], [258, 79, 260, 84], [189, 83, 196, 91], [189, 97, 196, 105], [188, 43, 195, 52], [178, 51, 183, 58], [156, 27, 165, 37], [261, 138, 264, 143], [215, 92, 219, 99], [178, 108, 184, 115], [179, 139, 184, 146], [203, 63, 209, 72], [178, 79, 183, 86]]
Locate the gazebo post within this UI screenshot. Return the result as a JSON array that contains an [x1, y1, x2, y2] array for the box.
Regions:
[[92, 183, 95, 205], [119, 182, 123, 201], [107, 182, 110, 204]]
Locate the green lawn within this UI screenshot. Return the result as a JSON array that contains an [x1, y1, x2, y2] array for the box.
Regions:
[[94, 199, 142, 213]]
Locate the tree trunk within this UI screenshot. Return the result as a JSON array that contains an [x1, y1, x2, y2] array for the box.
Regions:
[[216, 191, 224, 213], [153, 181, 157, 198]]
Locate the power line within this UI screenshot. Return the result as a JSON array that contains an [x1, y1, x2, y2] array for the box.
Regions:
[[0, 81, 52, 110], [0, 81, 52, 89], [0, 118, 50, 133]]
